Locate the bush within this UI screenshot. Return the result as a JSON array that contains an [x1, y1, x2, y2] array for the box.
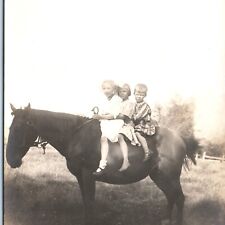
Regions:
[[201, 140, 225, 157], [157, 97, 195, 138], [153, 97, 225, 157]]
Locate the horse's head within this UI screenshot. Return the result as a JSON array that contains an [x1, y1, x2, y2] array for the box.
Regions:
[[6, 103, 38, 168]]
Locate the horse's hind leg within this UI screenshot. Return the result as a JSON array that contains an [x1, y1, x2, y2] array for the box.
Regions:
[[149, 169, 174, 225], [149, 168, 184, 225], [174, 180, 185, 225]]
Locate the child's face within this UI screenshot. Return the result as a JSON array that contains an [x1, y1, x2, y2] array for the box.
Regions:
[[134, 91, 146, 103], [102, 83, 115, 98], [119, 88, 130, 100]]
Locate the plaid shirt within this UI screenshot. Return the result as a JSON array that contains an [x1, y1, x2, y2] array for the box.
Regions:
[[133, 102, 151, 124]]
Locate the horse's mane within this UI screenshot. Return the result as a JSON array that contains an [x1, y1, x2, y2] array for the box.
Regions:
[[30, 109, 92, 132], [31, 109, 89, 120]]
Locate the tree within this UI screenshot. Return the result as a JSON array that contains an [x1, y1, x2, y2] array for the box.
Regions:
[[158, 97, 195, 138]]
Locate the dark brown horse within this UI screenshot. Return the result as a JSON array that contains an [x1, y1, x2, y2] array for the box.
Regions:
[[6, 104, 198, 225]]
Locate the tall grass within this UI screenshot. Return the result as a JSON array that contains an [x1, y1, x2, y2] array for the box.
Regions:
[[4, 147, 225, 225]]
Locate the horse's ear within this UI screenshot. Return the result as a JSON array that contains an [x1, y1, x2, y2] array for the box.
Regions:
[[10, 103, 16, 113]]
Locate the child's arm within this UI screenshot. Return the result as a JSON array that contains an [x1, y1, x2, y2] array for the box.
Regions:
[[93, 113, 114, 120], [133, 104, 151, 121], [116, 113, 131, 123], [116, 113, 126, 120], [93, 96, 122, 120]]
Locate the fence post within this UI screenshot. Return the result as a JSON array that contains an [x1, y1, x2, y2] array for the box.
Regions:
[[195, 153, 198, 160], [202, 152, 206, 160]]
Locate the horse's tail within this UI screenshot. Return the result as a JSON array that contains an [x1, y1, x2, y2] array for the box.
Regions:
[[182, 135, 199, 165]]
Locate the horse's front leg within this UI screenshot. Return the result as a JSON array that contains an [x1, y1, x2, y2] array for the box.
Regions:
[[77, 168, 96, 225]]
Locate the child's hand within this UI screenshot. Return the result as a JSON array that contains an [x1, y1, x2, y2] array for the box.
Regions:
[[129, 121, 135, 127]]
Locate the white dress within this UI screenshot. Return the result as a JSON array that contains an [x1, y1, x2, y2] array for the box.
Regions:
[[100, 95, 124, 142]]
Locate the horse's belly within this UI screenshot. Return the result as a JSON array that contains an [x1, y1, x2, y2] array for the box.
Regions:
[[96, 165, 150, 184], [96, 142, 151, 184]]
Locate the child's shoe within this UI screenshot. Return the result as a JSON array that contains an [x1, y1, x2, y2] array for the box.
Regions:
[[131, 140, 141, 146], [93, 166, 107, 176]]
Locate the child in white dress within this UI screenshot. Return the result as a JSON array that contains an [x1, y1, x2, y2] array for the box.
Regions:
[[93, 80, 123, 175]]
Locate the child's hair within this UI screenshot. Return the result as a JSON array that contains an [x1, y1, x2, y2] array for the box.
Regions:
[[134, 83, 148, 95], [101, 80, 118, 92], [119, 83, 131, 96]]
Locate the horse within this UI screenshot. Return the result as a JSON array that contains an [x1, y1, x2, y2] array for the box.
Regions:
[[6, 103, 198, 225]]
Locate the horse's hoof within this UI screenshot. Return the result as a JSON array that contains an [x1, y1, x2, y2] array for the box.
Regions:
[[161, 219, 171, 225]]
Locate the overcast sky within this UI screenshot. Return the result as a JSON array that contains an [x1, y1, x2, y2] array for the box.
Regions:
[[5, 0, 225, 143]]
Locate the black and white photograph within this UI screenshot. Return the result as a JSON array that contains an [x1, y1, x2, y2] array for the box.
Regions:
[[3, 1, 225, 225]]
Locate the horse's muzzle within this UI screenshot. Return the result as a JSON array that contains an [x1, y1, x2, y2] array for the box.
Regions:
[[7, 158, 22, 168]]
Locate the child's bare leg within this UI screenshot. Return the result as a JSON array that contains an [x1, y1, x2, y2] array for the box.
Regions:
[[135, 132, 154, 161], [94, 136, 108, 174], [118, 134, 130, 171], [99, 136, 108, 167]]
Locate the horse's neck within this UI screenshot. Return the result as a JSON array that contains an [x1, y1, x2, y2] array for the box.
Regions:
[[30, 109, 86, 155]]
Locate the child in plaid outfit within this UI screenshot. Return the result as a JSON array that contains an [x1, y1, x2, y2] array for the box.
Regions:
[[133, 83, 156, 161]]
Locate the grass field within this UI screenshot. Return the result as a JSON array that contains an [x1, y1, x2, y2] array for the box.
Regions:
[[4, 146, 225, 225]]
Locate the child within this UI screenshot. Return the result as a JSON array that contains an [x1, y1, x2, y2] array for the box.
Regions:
[[117, 83, 140, 171], [133, 83, 155, 161], [92, 80, 123, 175]]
